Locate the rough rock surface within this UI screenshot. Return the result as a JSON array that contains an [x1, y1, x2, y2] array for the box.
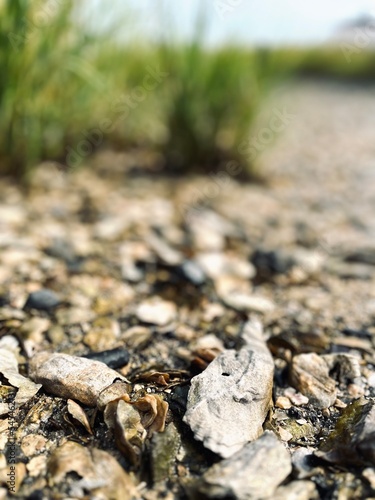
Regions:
[[290, 353, 337, 409], [3, 82, 375, 498], [23, 289, 61, 311], [29, 352, 129, 407], [184, 325, 274, 457], [197, 431, 292, 499], [316, 399, 375, 466]]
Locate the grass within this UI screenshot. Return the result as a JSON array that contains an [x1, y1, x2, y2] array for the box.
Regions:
[[0, 0, 114, 178], [2, 2, 373, 182], [157, 44, 267, 174], [0, 2, 281, 180]]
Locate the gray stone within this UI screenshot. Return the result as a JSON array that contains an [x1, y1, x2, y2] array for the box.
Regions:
[[220, 291, 275, 314], [180, 260, 206, 285], [184, 331, 274, 458], [146, 231, 183, 266], [29, 352, 129, 407], [291, 447, 318, 479], [198, 431, 292, 499], [24, 289, 61, 311], [290, 353, 337, 409], [274, 480, 318, 500], [44, 238, 77, 264], [322, 353, 362, 387]]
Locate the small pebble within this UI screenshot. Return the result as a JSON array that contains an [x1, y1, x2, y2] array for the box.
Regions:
[[83, 347, 130, 369], [348, 383, 365, 398], [278, 427, 293, 441], [136, 298, 176, 326], [276, 396, 292, 410], [23, 289, 61, 311], [334, 398, 347, 409], [363, 467, 375, 489], [296, 418, 308, 425], [290, 353, 336, 409], [180, 260, 206, 285], [284, 387, 309, 406]]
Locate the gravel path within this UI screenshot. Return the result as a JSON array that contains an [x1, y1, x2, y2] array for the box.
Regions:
[[1, 80, 375, 499]]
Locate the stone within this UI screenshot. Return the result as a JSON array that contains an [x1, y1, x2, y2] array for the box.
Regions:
[[219, 291, 275, 314], [0, 347, 41, 406], [278, 427, 293, 442], [184, 329, 274, 458], [322, 353, 362, 387], [151, 422, 181, 483], [180, 260, 206, 285], [29, 352, 130, 407], [197, 431, 292, 499], [21, 434, 48, 457], [23, 289, 61, 311], [252, 247, 324, 282], [316, 399, 375, 466], [83, 347, 130, 369], [44, 238, 77, 264], [284, 388, 309, 406], [146, 231, 184, 265], [196, 252, 255, 280], [47, 441, 137, 499], [252, 248, 294, 278], [344, 248, 375, 266], [291, 447, 318, 479], [135, 297, 176, 326], [290, 353, 337, 409], [276, 396, 292, 409], [274, 480, 319, 500], [67, 399, 92, 434], [363, 468, 375, 490]]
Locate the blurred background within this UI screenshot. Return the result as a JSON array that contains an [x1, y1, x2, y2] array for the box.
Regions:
[[1, 0, 375, 181]]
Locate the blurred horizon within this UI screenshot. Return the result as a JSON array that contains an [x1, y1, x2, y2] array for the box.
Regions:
[[2, 0, 375, 180], [91, 0, 375, 47]]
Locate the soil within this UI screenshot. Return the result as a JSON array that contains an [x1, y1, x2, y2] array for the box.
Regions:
[[1, 79, 375, 499]]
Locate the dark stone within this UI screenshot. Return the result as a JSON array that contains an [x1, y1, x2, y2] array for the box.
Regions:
[[44, 238, 76, 264], [44, 238, 83, 273], [23, 289, 61, 311], [251, 249, 293, 279], [316, 399, 375, 466], [0, 292, 9, 307], [83, 347, 130, 369], [344, 248, 375, 266]]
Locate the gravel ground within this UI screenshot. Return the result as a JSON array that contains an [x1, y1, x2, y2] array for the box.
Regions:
[[1, 80, 375, 499]]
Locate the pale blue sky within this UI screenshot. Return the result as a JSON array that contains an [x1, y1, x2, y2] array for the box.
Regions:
[[90, 0, 375, 46]]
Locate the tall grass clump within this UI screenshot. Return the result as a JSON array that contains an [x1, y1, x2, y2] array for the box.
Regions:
[[0, 0, 116, 179], [144, 5, 280, 177], [0, 1, 286, 180], [156, 41, 275, 176]]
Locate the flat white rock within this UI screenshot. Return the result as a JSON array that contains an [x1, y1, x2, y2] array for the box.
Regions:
[[135, 298, 176, 326]]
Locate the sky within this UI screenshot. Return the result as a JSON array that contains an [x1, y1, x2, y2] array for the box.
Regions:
[[100, 0, 375, 46]]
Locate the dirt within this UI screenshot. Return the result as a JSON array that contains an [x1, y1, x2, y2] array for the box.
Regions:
[[1, 79, 375, 499]]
